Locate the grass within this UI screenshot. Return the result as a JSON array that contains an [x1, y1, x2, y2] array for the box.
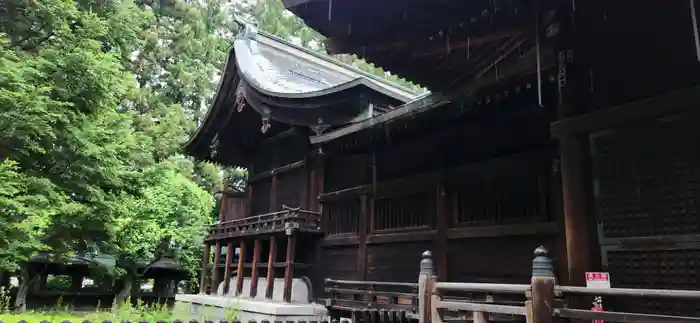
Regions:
[[0, 297, 239, 323]]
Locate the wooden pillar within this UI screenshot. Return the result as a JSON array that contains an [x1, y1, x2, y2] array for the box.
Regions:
[[223, 242, 234, 294], [249, 239, 262, 298], [357, 194, 368, 281], [270, 175, 278, 212], [219, 193, 227, 223], [554, 0, 597, 287], [235, 240, 246, 296], [200, 243, 211, 294], [434, 185, 449, 280], [311, 157, 325, 213], [211, 241, 222, 293], [282, 233, 297, 302], [265, 236, 277, 299]]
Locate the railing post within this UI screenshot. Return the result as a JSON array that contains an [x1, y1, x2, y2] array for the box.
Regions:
[[418, 251, 437, 323], [529, 246, 555, 323], [200, 243, 211, 294]]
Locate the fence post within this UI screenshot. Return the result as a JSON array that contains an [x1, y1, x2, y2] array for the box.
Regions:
[[418, 251, 437, 323], [529, 246, 555, 323]]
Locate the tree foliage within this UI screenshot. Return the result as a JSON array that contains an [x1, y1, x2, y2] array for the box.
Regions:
[[1, 0, 425, 311], [0, 0, 226, 309]]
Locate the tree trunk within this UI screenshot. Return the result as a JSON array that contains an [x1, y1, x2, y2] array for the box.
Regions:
[[14, 266, 30, 312], [113, 275, 133, 309]]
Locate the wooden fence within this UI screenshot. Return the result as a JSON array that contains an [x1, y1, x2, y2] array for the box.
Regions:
[[0, 321, 349, 323], [326, 246, 700, 323]]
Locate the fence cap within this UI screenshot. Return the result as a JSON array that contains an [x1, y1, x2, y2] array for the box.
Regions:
[[532, 245, 555, 278], [420, 250, 434, 275]]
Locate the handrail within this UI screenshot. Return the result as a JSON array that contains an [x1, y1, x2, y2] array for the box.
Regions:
[[435, 282, 530, 294], [213, 210, 291, 227], [555, 285, 700, 299], [326, 278, 419, 288]]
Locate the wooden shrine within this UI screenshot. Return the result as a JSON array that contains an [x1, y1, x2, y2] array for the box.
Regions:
[[186, 0, 700, 318]]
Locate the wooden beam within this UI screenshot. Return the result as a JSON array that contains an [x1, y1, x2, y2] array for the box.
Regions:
[[223, 242, 234, 294], [249, 160, 306, 183], [200, 243, 211, 294], [446, 222, 558, 240], [550, 84, 700, 138], [211, 241, 222, 293], [412, 29, 527, 58], [265, 236, 277, 299], [357, 194, 369, 281], [319, 149, 553, 202], [283, 234, 297, 302], [320, 222, 559, 247], [249, 239, 262, 298], [435, 185, 449, 280], [235, 240, 246, 296]]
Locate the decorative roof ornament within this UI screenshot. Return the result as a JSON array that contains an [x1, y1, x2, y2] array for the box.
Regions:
[[311, 117, 329, 135], [234, 83, 246, 112], [261, 117, 271, 134], [209, 133, 220, 158]]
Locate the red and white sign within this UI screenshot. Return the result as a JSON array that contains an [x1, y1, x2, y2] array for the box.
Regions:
[[585, 272, 611, 289]]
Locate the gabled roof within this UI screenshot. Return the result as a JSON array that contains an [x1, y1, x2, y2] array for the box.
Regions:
[[184, 24, 419, 166]]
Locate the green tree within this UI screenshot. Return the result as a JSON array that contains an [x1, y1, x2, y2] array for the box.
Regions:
[[0, 0, 230, 309], [112, 159, 213, 304]]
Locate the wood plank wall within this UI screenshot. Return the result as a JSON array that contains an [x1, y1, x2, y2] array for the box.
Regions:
[[314, 109, 561, 298]]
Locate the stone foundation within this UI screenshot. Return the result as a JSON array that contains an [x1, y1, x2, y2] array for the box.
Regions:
[[175, 294, 328, 322]]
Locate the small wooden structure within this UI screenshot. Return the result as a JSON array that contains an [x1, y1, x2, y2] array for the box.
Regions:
[[187, 0, 700, 318], [14, 254, 188, 310]]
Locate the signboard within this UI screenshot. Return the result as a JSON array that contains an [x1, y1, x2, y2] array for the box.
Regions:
[[585, 272, 610, 323], [585, 272, 611, 289]]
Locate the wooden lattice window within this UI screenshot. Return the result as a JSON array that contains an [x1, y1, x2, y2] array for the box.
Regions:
[[453, 171, 549, 226], [593, 116, 700, 238], [373, 190, 436, 231], [323, 198, 360, 235]]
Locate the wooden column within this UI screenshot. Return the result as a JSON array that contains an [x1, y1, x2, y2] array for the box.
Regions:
[[282, 233, 297, 302], [211, 241, 222, 293], [219, 193, 227, 223], [223, 242, 234, 294], [357, 194, 368, 280], [265, 236, 277, 299], [554, 0, 597, 287], [249, 239, 262, 298], [235, 240, 246, 295], [270, 175, 279, 212], [434, 185, 449, 280], [311, 157, 325, 213], [199, 243, 211, 294]]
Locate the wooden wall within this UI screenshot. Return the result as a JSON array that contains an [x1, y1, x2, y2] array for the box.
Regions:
[[313, 100, 560, 298], [248, 130, 311, 216]]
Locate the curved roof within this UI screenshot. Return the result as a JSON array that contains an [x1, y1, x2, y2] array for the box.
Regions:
[[185, 24, 419, 166]]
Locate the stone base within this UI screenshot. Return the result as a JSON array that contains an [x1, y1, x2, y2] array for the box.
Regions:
[[175, 294, 328, 322]]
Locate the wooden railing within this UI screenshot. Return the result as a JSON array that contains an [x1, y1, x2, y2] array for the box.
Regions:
[[324, 278, 419, 318], [326, 247, 700, 323], [421, 247, 700, 323], [206, 206, 321, 241]]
